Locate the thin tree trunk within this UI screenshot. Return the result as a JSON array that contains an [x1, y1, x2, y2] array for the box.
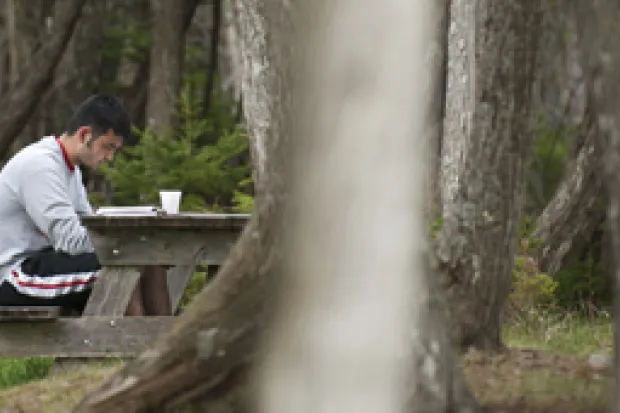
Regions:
[[6, 0, 42, 152], [201, 0, 221, 118], [526, 2, 606, 276], [531, 99, 605, 275], [145, 0, 192, 136], [122, 0, 199, 135], [427, 0, 451, 212], [0, 0, 87, 160], [437, 0, 542, 351]]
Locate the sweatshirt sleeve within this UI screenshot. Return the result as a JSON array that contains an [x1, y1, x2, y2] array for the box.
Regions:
[[19, 164, 94, 254]]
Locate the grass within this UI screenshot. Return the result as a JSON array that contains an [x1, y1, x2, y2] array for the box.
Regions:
[[0, 364, 120, 413], [465, 307, 614, 412], [503, 308, 612, 355], [0, 357, 54, 390]]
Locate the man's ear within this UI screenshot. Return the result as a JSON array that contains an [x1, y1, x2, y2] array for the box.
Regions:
[[78, 126, 92, 144]]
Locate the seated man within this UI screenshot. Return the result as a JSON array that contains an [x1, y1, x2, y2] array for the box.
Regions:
[[0, 94, 171, 316]]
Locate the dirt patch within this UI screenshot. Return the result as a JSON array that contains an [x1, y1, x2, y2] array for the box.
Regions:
[[0, 365, 119, 413], [464, 347, 611, 413]]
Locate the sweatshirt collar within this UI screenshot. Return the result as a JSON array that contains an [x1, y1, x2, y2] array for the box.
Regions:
[[55, 136, 75, 172]]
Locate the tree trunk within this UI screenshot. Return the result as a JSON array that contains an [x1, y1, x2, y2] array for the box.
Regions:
[[75, 0, 479, 412], [526, 2, 606, 276], [577, 1, 620, 412], [436, 0, 541, 351], [5, 0, 42, 152], [531, 98, 605, 275], [427, 0, 451, 212], [259, 0, 477, 411], [145, 0, 192, 136], [0, 0, 87, 160], [201, 0, 221, 119]]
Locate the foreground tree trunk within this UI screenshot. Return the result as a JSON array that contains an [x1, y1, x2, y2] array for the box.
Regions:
[[258, 0, 478, 412], [75, 0, 479, 412], [0, 0, 88, 160], [437, 0, 541, 350], [579, 1, 620, 412]]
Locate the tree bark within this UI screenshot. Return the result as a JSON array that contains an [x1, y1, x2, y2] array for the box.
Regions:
[[75, 0, 479, 412], [427, 0, 451, 212], [530, 97, 605, 275], [0, 0, 87, 160], [145, 0, 193, 136], [576, 2, 620, 412], [121, 0, 199, 135], [436, 0, 541, 351], [5, 0, 43, 152], [526, 2, 606, 277], [201, 0, 221, 119]]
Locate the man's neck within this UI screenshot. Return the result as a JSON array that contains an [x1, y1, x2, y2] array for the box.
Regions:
[[57, 133, 80, 167]]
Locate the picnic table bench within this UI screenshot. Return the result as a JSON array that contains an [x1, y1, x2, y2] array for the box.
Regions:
[[0, 213, 249, 358]]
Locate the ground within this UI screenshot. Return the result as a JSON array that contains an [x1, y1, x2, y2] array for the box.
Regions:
[[0, 348, 610, 413], [465, 347, 610, 413], [0, 313, 612, 412]]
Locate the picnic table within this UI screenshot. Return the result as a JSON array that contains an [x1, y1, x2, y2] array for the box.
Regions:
[[0, 213, 250, 358]]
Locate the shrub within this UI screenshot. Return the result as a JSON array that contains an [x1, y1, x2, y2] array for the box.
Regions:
[[99, 84, 252, 213]]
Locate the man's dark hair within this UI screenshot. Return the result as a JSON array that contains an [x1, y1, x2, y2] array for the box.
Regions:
[[66, 94, 131, 141]]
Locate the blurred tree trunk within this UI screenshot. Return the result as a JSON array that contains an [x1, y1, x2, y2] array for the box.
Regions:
[[260, 0, 477, 411], [74, 0, 479, 412], [436, 0, 541, 351], [0, 0, 87, 160], [576, 1, 620, 412]]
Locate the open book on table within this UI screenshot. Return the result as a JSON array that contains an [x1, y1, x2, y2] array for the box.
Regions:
[[95, 206, 162, 216]]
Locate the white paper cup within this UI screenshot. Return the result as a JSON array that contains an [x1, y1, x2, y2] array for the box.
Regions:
[[159, 190, 182, 214]]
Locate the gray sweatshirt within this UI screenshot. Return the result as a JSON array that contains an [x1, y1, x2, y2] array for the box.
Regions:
[[0, 136, 94, 280]]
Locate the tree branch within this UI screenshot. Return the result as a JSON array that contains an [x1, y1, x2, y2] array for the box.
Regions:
[[0, 0, 87, 159]]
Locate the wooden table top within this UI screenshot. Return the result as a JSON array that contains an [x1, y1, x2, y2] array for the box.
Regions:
[[81, 213, 251, 230]]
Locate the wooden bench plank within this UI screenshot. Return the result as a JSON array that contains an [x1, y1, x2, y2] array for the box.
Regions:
[[0, 306, 61, 322], [166, 265, 195, 313], [83, 267, 142, 316], [0, 316, 174, 358]]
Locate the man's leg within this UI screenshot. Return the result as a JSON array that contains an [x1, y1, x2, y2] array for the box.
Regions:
[[140, 265, 172, 315], [0, 248, 99, 314], [0, 281, 90, 315]]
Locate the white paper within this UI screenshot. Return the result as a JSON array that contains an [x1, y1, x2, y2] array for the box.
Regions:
[[95, 206, 159, 216]]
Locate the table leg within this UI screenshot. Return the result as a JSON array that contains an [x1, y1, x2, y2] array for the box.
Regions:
[[166, 265, 195, 313]]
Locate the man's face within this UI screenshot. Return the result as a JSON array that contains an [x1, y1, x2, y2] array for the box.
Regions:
[[77, 127, 123, 169]]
